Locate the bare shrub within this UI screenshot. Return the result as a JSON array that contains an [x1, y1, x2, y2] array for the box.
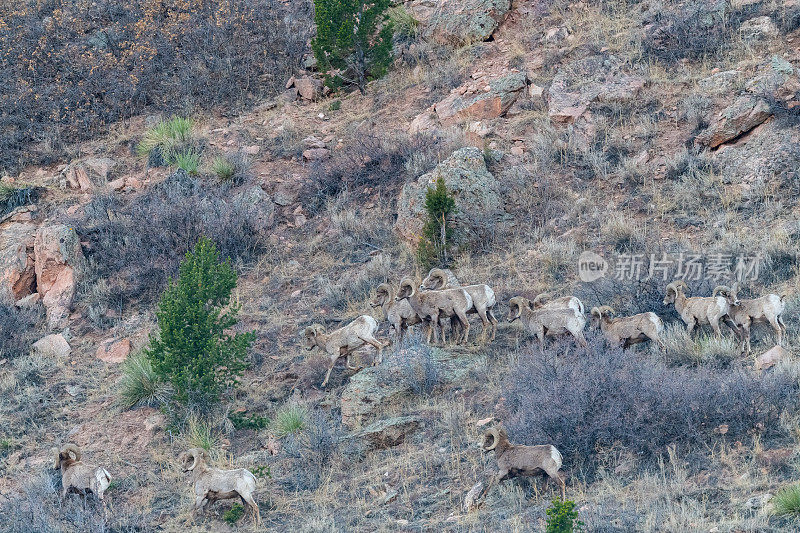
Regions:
[[72, 169, 268, 306], [279, 410, 340, 492], [378, 334, 441, 395], [0, 0, 312, 173], [0, 304, 43, 360], [643, 2, 737, 63], [501, 335, 800, 477]]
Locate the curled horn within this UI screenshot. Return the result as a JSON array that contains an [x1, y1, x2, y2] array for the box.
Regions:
[[712, 285, 731, 297], [599, 305, 615, 317], [429, 268, 447, 288], [482, 428, 500, 451], [184, 448, 207, 471], [532, 293, 552, 307], [61, 444, 81, 462], [375, 283, 392, 296], [665, 280, 688, 296], [508, 297, 526, 320], [590, 306, 601, 317], [399, 277, 416, 298]]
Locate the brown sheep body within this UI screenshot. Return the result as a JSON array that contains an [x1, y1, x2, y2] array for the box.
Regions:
[[179, 448, 261, 525], [304, 315, 387, 387], [53, 444, 112, 502], [663, 280, 738, 337], [507, 296, 587, 351], [714, 284, 787, 355], [482, 426, 566, 499], [590, 305, 665, 349], [370, 283, 422, 343], [421, 268, 498, 341], [396, 277, 472, 345]]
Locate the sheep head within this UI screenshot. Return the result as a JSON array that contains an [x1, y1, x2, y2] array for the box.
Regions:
[[179, 448, 208, 472], [303, 325, 325, 350], [663, 280, 688, 305], [370, 283, 392, 308], [507, 297, 530, 323], [54, 443, 81, 469], [482, 427, 509, 452], [713, 284, 740, 306], [590, 305, 614, 327], [421, 268, 447, 290], [396, 278, 417, 301]]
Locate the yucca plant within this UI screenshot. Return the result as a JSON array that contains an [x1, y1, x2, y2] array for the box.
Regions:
[[273, 404, 308, 437], [136, 116, 194, 159], [118, 353, 169, 409], [774, 483, 800, 516], [211, 156, 236, 181]]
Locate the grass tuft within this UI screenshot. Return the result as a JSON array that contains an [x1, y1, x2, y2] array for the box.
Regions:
[[774, 483, 800, 516], [211, 156, 236, 181], [118, 353, 168, 409], [136, 116, 194, 158], [274, 403, 308, 437]]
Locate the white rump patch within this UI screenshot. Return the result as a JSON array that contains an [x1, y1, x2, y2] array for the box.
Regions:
[[549, 446, 563, 468]]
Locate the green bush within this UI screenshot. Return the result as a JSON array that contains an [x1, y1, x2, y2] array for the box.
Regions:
[[223, 503, 245, 525], [229, 411, 270, 430], [118, 353, 169, 409], [417, 177, 456, 268], [274, 404, 308, 437], [311, 0, 394, 93], [170, 148, 201, 175], [545, 499, 584, 533], [146, 236, 254, 412], [136, 117, 194, 159], [774, 483, 800, 516], [211, 156, 236, 181]]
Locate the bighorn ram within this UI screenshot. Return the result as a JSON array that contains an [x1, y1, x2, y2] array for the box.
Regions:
[[590, 305, 665, 349], [179, 448, 260, 525], [370, 283, 421, 342], [53, 444, 112, 502], [421, 268, 498, 342], [532, 293, 585, 317], [713, 284, 787, 355], [507, 296, 587, 351], [304, 315, 388, 387], [663, 280, 737, 337], [396, 277, 472, 345], [482, 426, 566, 499]]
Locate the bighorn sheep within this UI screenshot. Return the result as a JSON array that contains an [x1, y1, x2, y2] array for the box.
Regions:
[[663, 280, 738, 337], [507, 296, 587, 351], [421, 268, 498, 342], [53, 444, 112, 502], [532, 293, 585, 317], [590, 305, 665, 350], [370, 283, 422, 343], [482, 426, 565, 500], [179, 448, 261, 525], [396, 277, 472, 345], [304, 315, 388, 387], [713, 284, 787, 355]]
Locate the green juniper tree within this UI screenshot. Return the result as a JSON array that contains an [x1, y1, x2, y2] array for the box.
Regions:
[[417, 177, 457, 268], [311, 0, 394, 94], [147, 236, 254, 412]]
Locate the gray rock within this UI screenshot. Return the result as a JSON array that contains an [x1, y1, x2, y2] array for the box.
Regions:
[[426, 0, 511, 46], [341, 366, 409, 429], [234, 186, 275, 231], [350, 415, 423, 450], [31, 333, 70, 358], [714, 122, 800, 184], [548, 56, 646, 124], [697, 70, 741, 94], [696, 96, 772, 148], [394, 147, 505, 244], [739, 16, 778, 41], [0, 222, 37, 304]]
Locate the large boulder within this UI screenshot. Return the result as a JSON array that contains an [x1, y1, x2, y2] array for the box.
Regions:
[[714, 122, 800, 186], [0, 222, 37, 304], [425, 0, 511, 46], [31, 333, 71, 358], [233, 186, 275, 232], [739, 16, 778, 41], [34, 225, 85, 329], [341, 366, 409, 429], [395, 147, 505, 245], [62, 157, 117, 192], [548, 55, 646, 124], [350, 416, 423, 451], [696, 96, 772, 148], [434, 72, 527, 124]]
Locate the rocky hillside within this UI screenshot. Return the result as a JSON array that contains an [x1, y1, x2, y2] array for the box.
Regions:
[[2, 0, 800, 531]]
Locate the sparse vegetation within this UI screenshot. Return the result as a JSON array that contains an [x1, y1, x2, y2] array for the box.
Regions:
[[274, 404, 308, 437], [211, 156, 236, 181], [0, 305, 41, 360]]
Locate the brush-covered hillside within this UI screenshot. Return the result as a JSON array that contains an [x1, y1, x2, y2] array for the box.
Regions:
[[2, 0, 800, 531]]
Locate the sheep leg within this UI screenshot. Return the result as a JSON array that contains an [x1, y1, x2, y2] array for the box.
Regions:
[[359, 336, 385, 366], [573, 330, 588, 348], [740, 322, 752, 355], [241, 493, 261, 525], [685, 318, 696, 337], [321, 364, 334, 388], [769, 317, 783, 347], [456, 310, 470, 344], [487, 308, 498, 342]]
